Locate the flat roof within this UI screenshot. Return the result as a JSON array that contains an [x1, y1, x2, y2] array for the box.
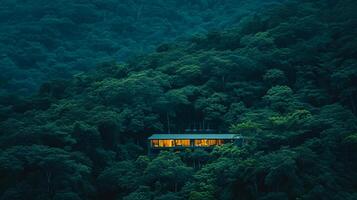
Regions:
[[148, 134, 241, 140]]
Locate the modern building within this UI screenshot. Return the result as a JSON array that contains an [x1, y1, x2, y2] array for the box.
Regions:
[[148, 133, 243, 154]]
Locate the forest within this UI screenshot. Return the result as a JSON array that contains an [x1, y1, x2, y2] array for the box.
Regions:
[[0, 0, 279, 94], [0, 0, 357, 199]]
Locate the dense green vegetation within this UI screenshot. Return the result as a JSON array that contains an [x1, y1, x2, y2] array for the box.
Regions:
[[0, 0, 278, 94], [1, 0, 357, 199]]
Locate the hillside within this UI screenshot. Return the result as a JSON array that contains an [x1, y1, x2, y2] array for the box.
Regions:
[[0, 0, 279, 94], [0, 0, 357, 199]]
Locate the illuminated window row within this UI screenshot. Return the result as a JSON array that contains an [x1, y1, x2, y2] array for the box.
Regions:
[[151, 139, 225, 148]]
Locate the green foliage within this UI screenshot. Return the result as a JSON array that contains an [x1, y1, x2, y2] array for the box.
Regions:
[[263, 69, 287, 86], [174, 64, 202, 86], [97, 160, 141, 194], [145, 151, 193, 192], [0, 0, 274, 94], [343, 133, 357, 146], [0, 145, 92, 200], [189, 190, 215, 200], [264, 85, 295, 113], [269, 109, 312, 130], [0, 0, 357, 199], [122, 186, 152, 200], [230, 120, 262, 136], [154, 192, 184, 200], [195, 93, 228, 123], [223, 102, 248, 126]]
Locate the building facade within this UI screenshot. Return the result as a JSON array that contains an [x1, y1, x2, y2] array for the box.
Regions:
[[148, 134, 243, 154]]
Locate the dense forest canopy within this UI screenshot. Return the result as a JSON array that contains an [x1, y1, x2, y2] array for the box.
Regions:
[[0, 0, 357, 200], [0, 0, 280, 94]]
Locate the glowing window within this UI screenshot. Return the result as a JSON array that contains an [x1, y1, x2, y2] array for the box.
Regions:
[[194, 139, 208, 147], [158, 140, 174, 147], [208, 139, 224, 146], [194, 139, 224, 147], [151, 140, 159, 147], [175, 139, 191, 147]]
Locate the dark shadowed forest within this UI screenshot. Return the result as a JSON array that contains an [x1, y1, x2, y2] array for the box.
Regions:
[[0, 0, 279, 94], [0, 0, 357, 200]]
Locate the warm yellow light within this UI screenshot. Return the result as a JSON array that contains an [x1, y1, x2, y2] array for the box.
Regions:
[[152, 139, 225, 148], [175, 139, 191, 147], [159, 139, 174, 147], [151, 139, 159, 147], [194, 139, 224, 147]]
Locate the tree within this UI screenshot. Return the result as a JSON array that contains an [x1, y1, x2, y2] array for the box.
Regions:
[[230, 121, 262, 136], [263, 69, 287, 86], [1, 0, 357, 199], [331, 59, 357, 113], [0, 145, 92, 200], [122, 186, 152, 200], [268, 109, 312, 130], [91, 110, 123, 149], [195, 93, 228, 125], [262, 150, 302, 197], [240, 32, 275, 51], [223, 102, 248, 126], [263, 85, 295, 113], [97, 160, 141, 199], [190, 149, 210, 169], [153, 85, 198, 132], [90, 70, 169, 106], [174, 64, 202, 86], [154, 192, 184, 200], [189, 190, 215, 200], [144, 151, 193, 192], [72, 122, 102, 154]]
